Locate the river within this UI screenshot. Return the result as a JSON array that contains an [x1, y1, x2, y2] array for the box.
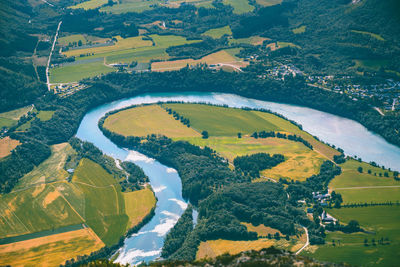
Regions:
[[75, 92, 400, 265]]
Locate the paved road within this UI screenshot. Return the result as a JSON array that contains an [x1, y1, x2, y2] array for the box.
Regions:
[[46, 21, 62, 91]]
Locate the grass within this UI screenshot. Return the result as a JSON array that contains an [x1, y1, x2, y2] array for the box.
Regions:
[[72, 158, 128, 246], [151, 49, 245, 72], [229, 36, 269, 46], [329, 159, 398, 203], [305, 206, 400, 267], [123, 187, 156, 229], [0, 228, 104, 266], [100, 0, 158, 14], [351, 30, 385, 41], [49, 61, 115, 83], [292, 26, 306, 34], [16, 110, 55, 132], [103, 105, 201, 138], [69, 0, 108, 10], [58, 34, 87, 46], [223, 0, 255, 14], [241, 222, 283, 237], [0, 105, 32, 129], [180, 136, 325, 181], [164, 104, 281, 136], [255, 0, 282, 7], [202, 26, 232, 39], [0, 137, 20, 159], [354, 59, 389, 71]]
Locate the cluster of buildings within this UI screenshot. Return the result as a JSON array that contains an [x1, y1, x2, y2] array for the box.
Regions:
[[265, 64, 304, 80], [52, 83, 87, 97]]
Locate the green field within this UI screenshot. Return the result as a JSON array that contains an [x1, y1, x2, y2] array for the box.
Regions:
[[16, 110, 55, 132], [69, 0, 108, 10], [229, 36, 269, 46], [223, 0, 254, 14], [50, 61, 115, 83], [255, 0, 282, 7], [0, 105, 32, 129], [354, 59, 389, 71], [164, 104, 281, 136], [329, 159, 398, 203], [202, 26, 232, 39], [306, 206, 400, 267], [292, 26, 306, 34], [58, 34, 87, 46]]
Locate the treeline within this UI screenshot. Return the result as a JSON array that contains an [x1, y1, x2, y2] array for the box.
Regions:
[[162, 206, 193, 258], [120, 161, 149, 190], [164, 107, 191, 127], [341, 201, 400, 208], [233, 153, 285, 178], [251, 130, 313, 150]]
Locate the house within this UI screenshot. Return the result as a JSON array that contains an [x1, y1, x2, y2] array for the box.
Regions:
[[321, 211, 335, 223]]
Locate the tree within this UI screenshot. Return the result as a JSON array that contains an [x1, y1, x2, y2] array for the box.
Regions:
[[237, 132, 242, 138], [201, 130, 209, 139], [78, 40, 82, 46], [274, 232, 280, 240], [357, 166, 363, 173], [364, 238, 368, 246]]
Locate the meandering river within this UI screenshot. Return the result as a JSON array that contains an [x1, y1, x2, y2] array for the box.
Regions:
[[76, 92, 400, 265]]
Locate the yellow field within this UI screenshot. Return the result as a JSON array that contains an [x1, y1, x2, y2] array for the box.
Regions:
[[0, 228, 104, 267], [242, 222, 283, 237], [123, 187, 156, 229], [230, 36, 269, 46], [151, 49, 247, 72], [63, 35, 153, 58], [103, 105, 201, 137], [0, 137, 20, 159]]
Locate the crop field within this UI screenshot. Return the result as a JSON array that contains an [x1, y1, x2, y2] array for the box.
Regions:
[[124, 187, 156, 229], [0, 137, 20, 159], [223, 0, 254, 14], [69, 0, 108, 10], [180, 136, 325, 181], [292, 26, 306, 34], [164, 104, 281, 136], [202, 26, 232, 39], [229, 36, 269, 46], [0, 228, 104, 266], [306, 206, 400, 267], [50, 61, 115, 83], [104, 105, 200, 137], [151, 49, 245, 72], [14, 143, 75, 190], [72, 158, 128, 246], [58, 34, 87, 46], [255, 0, 282, 7], [329, 159, 398, 203]]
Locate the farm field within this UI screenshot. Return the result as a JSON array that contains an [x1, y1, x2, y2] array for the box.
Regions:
[[58, 34, 87, 46], [14, 143, 75, 190], [0, 137, 20, 159], [202, 26, 232, 39], [223, 0, 254, 14], [151, 49, 245, 72], [103, 105, 200, 137], [124, 187, 156, 229], [16, 110, 55, 132], [329, 159, 398, 203], [292, 26, 306, 34], [0, 105, 33, 129], [69, 0, 108, 10], [255, 0, 282, 7], [50, 61, 115, 83], [354, 59, 389, 71], [306, 206, 400, 267], [0, 228, 104, 266], [351, 30, 385, 41], [229, 36, 269, 46]]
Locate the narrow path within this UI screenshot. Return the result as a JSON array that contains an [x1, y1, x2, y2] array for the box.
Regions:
[[333, 185, 400, 190], [51, 184, 86, 222], [46, 21, 62, 91], [217, 63, 244, 72], [295, 227, 309, 255], [374, 107, 385, 116]]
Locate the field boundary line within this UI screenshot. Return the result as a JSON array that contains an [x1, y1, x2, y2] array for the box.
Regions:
[[51, 184, 86, 223], [0, 199, 30, 233], [333, 185, 400, 190]]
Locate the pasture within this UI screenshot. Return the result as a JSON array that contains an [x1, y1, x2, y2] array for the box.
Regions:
[[103, 105, 200, 137], [329, 159, 398, 203], [124, 187, 156, 229], [307, 206, 400, 267], [151, 49, 245, 72], [0, 228, 104, 266], [0, 105, 32, 129], [229, 36, 269, 46], [202, 26, 232, 39], [163, 104, 281, 136], [292, 26, 306, 34], [50, 61, 115, 83], [354, 59, 389, 71], [58, 34, 87, 46], [0, 137, 20, 159], [255, 0, 282, 7], [69, 0, 108, 10], [15, 143, 75, 190], [16, 110, 55, 132], [223, 0, 254, 14]]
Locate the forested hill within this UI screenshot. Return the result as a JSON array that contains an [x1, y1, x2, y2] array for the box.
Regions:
[[0, 0, 49, 112]]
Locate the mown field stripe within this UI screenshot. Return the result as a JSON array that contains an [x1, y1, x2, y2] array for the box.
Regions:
[[0, 223, 85, 245]]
